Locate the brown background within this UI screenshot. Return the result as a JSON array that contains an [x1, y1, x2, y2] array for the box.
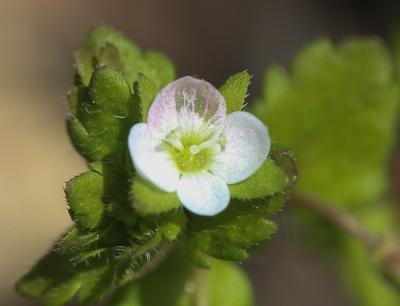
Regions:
[[1, 0, 399, 305]]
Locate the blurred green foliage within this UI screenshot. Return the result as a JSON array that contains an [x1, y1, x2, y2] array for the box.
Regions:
[[254, 38, 398, 208], [253, 37, 400, 305]]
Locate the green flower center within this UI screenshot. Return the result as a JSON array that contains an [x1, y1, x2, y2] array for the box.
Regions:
[[164, 129, 221, 173]]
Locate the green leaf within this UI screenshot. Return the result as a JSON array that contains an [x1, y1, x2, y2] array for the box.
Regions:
[[75, 26, 175, 89], [208, 260, 253, 306], [43, 276, 82, 306], [254, 38, 399, 208], [77, 26, 141, 86], [96, 42, 123, 71], [138, 51, 176, 90], [58, 226, 100, 254], [16, 247, 116, 306], [131, 177, 181, 215], [67, 117, 109, 162], [229, 159, 288, 200], [135, 74, 158, 121], [74, 67, 132, 161], [65, 171, 105, 229], [219, 71, 251, 113], [188, 199, 277, 262], [262, 65, 290, 108], [16, 251, 75, 299], [74, 50, 95, 86], [78, 265, 115, 305]]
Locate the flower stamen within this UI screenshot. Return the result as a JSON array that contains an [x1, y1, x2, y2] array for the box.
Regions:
[[164, 129, 184, 151]]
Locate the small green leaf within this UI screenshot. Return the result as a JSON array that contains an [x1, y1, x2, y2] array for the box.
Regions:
[[67, 117, 109, 161], [135, 74, 158, 121], [65, 171, 105, 229], [131, 177, 181, 215], [16, 251, 74, 299], [139, 51, 176, 90], [159, 210, 186, 241], [74, 50, 94, 86], [76, 67, 132, 160], [78, 265, 114, 305], [229, 159, 288, 200], [188, 199, 277, 262], [43, 276, 82, 306], [81, 26, 141, 86], [58, 227, 100, 254], [219, 71, 251, 113], [97, 43, 123, 70]]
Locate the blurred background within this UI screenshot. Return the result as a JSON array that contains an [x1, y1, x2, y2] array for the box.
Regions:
[[2, 0, 400, 305]]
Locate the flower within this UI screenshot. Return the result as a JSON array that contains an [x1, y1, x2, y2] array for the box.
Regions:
[[128, 76, 270, 216]]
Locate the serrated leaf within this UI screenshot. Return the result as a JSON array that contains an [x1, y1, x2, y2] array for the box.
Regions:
[[188, 199, 277, 262], [65, 171, 105, 229], [219, 71, 251, 113], [67, 117, 109, 161], [131, 177, 181, 215], [229, 159, 288, 200], [254, 38, 399, 208], [75, 67, 132, 161]]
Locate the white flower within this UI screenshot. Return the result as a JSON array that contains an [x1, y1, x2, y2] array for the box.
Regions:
[[128, 76, 270, 216]]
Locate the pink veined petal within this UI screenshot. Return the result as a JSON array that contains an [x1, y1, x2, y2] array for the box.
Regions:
[[210, 111, 270, 184], [128, 123, 180, 192], [177, 171, 230, 216], [147, 76, 227, 140]]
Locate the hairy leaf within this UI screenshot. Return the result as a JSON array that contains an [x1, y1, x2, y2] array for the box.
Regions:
[[220, 71, 251, 113], [229, 158, 288, 200], [188, 199, 278, 262], [131, 177, 181, 215], [65, 171, 105, 229]]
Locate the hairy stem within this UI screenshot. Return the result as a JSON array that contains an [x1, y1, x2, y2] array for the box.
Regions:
[[291, 194, 382, 250]]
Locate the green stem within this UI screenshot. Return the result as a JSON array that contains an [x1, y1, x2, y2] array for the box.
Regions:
[[291, 194, 382, 250]]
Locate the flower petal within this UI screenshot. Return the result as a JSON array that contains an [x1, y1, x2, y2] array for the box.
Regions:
[[128, 123, 180, 192], [177, 171, 230, 216], [147, 76, 226, 139], [210, 111, 270, 184]]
